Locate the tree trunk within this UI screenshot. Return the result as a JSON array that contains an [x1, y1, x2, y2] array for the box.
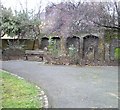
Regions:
[[117, 2, 120, 38], [118, 16, 120, 37], [32, 39, 36, 50]]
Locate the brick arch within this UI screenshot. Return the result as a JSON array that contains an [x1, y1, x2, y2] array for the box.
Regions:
[[83, 35, 99, 61]]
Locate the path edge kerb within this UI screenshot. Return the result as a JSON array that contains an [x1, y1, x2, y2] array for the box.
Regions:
[[1, 70, 49, 108]]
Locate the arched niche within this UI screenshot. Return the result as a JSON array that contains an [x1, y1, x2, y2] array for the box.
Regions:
[[51, 37, 61, 50], [83, 35, 99, 60], [41, 37, 49, 49], [66, 36, 80, 52], [110, 39, 120, 60]]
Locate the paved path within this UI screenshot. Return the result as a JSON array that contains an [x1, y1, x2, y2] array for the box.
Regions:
[[1, 60, 119, 108]]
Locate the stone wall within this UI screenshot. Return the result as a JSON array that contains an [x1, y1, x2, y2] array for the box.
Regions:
[[1, 34, 119, 65], [40, 34, 119, 65]]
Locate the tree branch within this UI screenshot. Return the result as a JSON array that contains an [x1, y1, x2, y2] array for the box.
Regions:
[[93, 21, 120, 30], [0, 32, 5, 38]]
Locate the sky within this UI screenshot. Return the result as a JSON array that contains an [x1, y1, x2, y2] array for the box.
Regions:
[[1, 0, 119, 12], [1, 0, 74, 12]]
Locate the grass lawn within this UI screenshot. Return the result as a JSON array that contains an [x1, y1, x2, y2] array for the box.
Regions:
[[0, 70, 43, 108]]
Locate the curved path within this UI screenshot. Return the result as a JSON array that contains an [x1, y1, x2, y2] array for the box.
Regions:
[[1, 60, 119, 108]]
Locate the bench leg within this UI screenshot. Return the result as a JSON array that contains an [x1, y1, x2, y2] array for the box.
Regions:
[[25, 55, 28, 60]]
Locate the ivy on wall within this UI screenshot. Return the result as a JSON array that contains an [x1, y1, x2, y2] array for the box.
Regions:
[[104, 29, 119, 43]]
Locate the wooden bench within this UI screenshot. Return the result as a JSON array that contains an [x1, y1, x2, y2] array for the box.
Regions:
[[25, 50, 45, 61]]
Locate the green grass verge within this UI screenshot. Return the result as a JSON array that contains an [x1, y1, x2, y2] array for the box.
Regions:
[[0, 70, 42, 108]]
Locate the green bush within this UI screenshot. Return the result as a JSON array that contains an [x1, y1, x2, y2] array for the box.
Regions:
[[114, 48, 120, 60], [68, 44, 77, 58], [48, 36, 60, 57], [7, 39, 25, 50], [104, 29, 119, 43]]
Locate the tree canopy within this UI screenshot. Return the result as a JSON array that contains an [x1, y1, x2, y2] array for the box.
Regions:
[[0, 5, 41, 39]]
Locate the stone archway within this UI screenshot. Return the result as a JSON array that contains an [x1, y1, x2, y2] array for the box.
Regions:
[[51, 37, 61, 50], [41, 37, 49, 50], [83, 35, 99, 61], [66, 36, 80, 53], [66, 36, 80, 64]]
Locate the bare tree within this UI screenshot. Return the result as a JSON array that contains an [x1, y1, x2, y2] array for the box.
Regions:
[[44, 1, 120, 37], [44, 1, 102, 37], [89, 2, 120, 33]]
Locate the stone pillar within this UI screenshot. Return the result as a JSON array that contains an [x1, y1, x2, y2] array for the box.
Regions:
[[38, 37, 42, 49], [110, 44, 115, 61], [60, 36, 67, 56], [98, 37, 105, 61], [94, 38, 99, 61], [79, 37, 83, 60], [105, 43, 110, 62]]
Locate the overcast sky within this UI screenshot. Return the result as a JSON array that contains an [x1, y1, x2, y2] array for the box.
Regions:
[[1, 0, 76, 12], [1, 0, 119, 12]]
